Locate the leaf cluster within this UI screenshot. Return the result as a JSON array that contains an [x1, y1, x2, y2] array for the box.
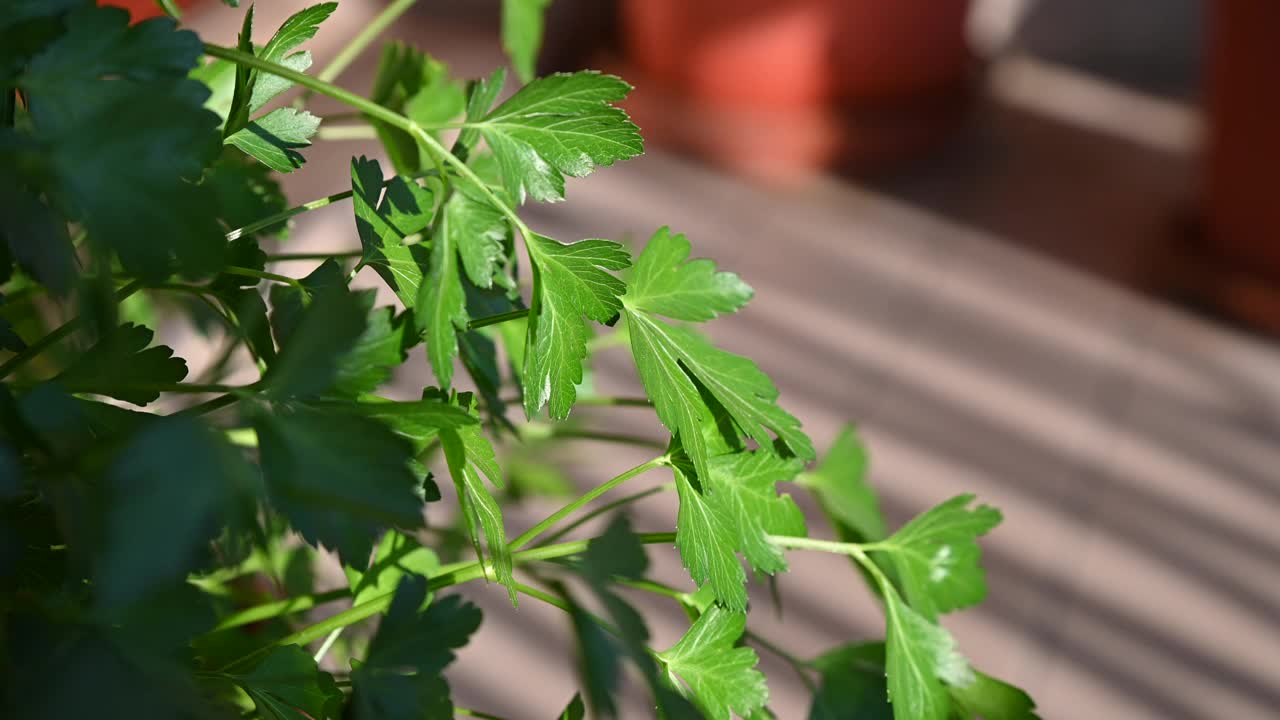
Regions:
[[0, 2, 1037, 719]]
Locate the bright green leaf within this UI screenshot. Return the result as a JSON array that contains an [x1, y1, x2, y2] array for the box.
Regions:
[[659, 605, 768, 720], [949, 670, 1040, 720], [351, 156, 434, 309], [671, 451, 804, 611], [501, 0, 551, 83], [803, 426, 884, 543], [238, 645, 343, 720], [247, 2, 336, 114], [344, 530, 440, 606], [880, 495, 1002, 620], [623, 228, 813, 483], [523, 233, 629, 419], [344, 394, 478, 452], [55, 323, 187, 406], [885, 591, 973, 720], [225, 107, 320, 173], [475, 71, 642, 203]]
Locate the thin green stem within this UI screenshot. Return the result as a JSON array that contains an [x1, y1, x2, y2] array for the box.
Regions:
[[210, 588, 350, 633], [466, 308, 529, 331], [315, 0, 419, 84], [545, 428, 667, 450], [56, 381, 249, 396], [455, 707, 508, 720], [509, 457, 666, 551], [316, 124, 378, 141], [222, 266, 304, 291], [536, 483, 673, 547], [264, 251, 365, 262], [0, 280, 143, 381], [217, 532, 677, 672], [226, 190, 350, 242], [312, 627, 344, 664], [745, 630, 819, 694], [574, 396, 654, 408], [202, 44, 532, 239]]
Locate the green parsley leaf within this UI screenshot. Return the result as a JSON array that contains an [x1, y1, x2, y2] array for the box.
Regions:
[[809, 643, 892, 720], [225, 107, 321, 174], [264, 278, 369, 400], [368, 42, 465, 174], [623, 228, 813, 482], [439, 392, 516, 604], [949, 670, 1041, 720], [96, 416, 254, 610], [558, 693, 586, 720], [659, 605, 768, 720], [344, 393, 478, 452], [344, 529, 440, 606], [523, 233, 630, 419], [206, 150, 290, 239], [879, 495, 1001, 620], [351, 578, 481, 720], [330, 299, 411, 398], [417, 179, 510, 387], [0, 182, 75, 295], [802, 425, 885, 543], [250, 3, 335, 111], [254, 405, 425, 566], [885, 591, 973, 720], [352, 157, 434, 310], [55, 323, 188, 406], [502, 0, 551, 83], [238, 645, 343, 720], [671, 450, 805, 611], [474, 72, 643, 203]]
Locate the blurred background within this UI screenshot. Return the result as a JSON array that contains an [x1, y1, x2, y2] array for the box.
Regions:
[[139, 0, 1280, 717]]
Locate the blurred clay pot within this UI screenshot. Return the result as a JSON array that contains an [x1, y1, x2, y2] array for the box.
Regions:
[[98, 0, 197, 22], [1205, 0, 1280, 278], [619, 0, 973, 181]]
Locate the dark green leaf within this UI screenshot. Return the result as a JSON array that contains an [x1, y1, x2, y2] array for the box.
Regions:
[[264, 274, 368, 400], [502, 0, 551, 83], [97, 416, 255, 610], [55, 323, 188, 406], [254, 405, 425, 566], [476, 71, 643, 203], [880, 495, 1002, 620], [558, 693, 585, 720], [17, 7, 225, 281], [0, 182, 75, 295], [352, 578, 481, 720], [206, 150, 289, 238], [225, 107, 320, 173], [331, 299, 411, 398], [238, 645, 343, 720], [343, 394, 478, 452], [808, 643, 892, 720], [523, 233, 629, 419], [658, 605, 768, 720]]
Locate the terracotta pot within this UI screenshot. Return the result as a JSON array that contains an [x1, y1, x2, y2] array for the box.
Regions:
[[1204, 0, 1280, 278], [98, 0, 195, 22], [619, 0, 973, 179]]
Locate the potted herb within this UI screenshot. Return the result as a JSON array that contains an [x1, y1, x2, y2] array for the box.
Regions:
[[0, 2, 1036, 718]]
